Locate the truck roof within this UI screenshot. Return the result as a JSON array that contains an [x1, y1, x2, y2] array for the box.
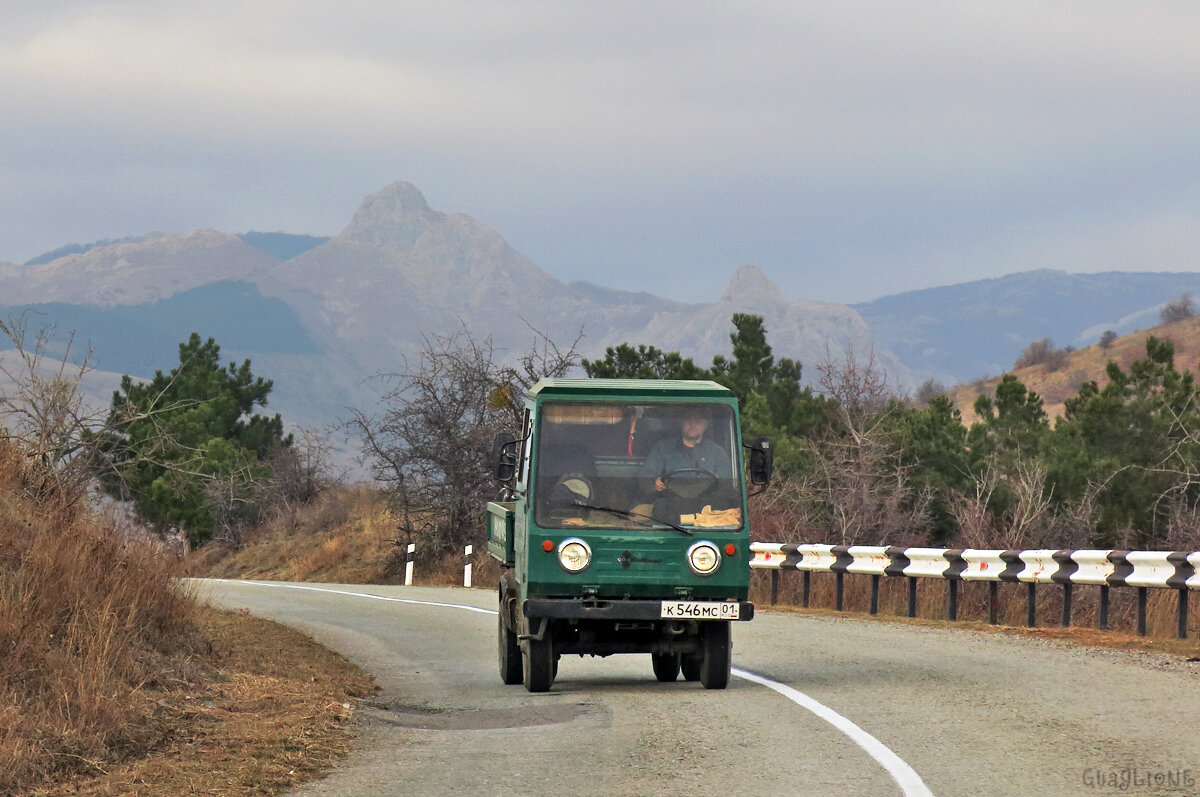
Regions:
[[527, 378, 735, 399]]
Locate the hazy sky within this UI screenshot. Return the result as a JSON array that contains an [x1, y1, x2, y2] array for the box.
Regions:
[[2, 1, 1198, 304]]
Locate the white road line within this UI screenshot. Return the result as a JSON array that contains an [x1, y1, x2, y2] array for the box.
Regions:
[[209, 580, 932, 796], [202, 579, 496, 615], [732, 667, 933, 797]]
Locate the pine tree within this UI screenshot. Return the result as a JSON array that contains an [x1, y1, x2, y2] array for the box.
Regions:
[[97, 333, 290, 546]]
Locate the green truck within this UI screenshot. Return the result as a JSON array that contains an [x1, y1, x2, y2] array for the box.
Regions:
[[488, 378, 772, 692]]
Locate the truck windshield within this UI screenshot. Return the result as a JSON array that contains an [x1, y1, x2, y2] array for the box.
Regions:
[[533, 402, 744, 530]]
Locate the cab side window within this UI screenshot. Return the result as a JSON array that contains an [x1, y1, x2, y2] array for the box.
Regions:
[[516, 408, 533, 487]]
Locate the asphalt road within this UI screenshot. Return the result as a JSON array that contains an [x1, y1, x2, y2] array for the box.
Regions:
[[193, 580, 1200, 796]]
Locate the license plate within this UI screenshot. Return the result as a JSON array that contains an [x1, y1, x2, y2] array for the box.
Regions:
[[660, 601, 740, 620]]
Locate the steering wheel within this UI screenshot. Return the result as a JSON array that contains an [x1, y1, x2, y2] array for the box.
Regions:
[[660, 468, 718, 499]]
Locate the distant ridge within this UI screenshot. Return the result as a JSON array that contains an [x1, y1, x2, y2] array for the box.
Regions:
[[24, 235, 147, 266], [238, 232, 330, 261], [0, 281, 317, 377]]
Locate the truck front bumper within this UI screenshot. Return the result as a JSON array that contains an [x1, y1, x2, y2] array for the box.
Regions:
[[523, 598, 755, 622]]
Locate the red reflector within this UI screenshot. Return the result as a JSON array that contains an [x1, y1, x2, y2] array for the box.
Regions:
[[542, 539, 554, 552], [725, 544, 737, 556]]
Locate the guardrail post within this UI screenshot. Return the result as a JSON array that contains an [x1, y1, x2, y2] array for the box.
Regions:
[[802, 571, 811, 608], [907, 577, 917, 618], [988, 582, 998, 625], [1061, 583, 1072, 628], [1137, 587, 1148, 636], [770, 570, 779, 606], [869, 574, 880, 615], [1178, 590, 1189, 640], [947, 580, 958, 621], [1099, 586, 1110, 630], [1026, 583, 1037, 628], [835, 572, 844, 611], [464, 544, 473, 588], [404, 543, 415, 587]]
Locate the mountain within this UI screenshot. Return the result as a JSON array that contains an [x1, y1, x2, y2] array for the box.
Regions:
[[1, 182, 906, 449], [628, 264, 907, 384], [854, 269, 1200, 384], [0, 230, 280, 306]]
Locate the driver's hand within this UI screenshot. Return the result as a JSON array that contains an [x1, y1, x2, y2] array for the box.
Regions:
[[654, 477, 665, 492]]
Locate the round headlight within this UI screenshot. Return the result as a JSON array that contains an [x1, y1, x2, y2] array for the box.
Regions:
[[687, 541, 721, 576], [558, 538, 592, 573]]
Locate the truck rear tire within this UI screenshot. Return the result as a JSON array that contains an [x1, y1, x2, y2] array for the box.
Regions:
[[651, 653, 680, 682], [498, 608, 521, 685], [522, 625, 555, 693], [680, 655, 701, 682], [699, 621, 731, 690]]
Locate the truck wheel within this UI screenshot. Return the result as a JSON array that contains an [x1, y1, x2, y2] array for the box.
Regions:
[[680, 655, 701, 682], [651, 653, 680, 682], [699, 621, 731, 690], [498, 608, 521, 685], [522, 626, 555, 693]]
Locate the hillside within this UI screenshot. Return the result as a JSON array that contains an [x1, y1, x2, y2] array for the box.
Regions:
[[856, 269, 1200, 384], [948, 314, 1200, 426]]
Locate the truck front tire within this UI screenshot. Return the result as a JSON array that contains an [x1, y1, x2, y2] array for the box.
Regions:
[[699, 621, 731, 690], [521, 623, 555, 692]]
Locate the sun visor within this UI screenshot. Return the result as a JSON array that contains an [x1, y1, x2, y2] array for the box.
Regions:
[[543, 404, 626, 425]]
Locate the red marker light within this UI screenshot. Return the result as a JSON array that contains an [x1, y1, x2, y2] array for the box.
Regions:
[[542, 539, 554, 552], [725, 544, 737, 556]]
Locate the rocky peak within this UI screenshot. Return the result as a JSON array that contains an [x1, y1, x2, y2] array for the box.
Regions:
[[336, 182, 446, 253], [719, 264, 783, 305]]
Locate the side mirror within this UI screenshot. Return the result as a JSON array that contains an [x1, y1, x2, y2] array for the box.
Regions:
[[492, 432, 519, 482], [745, 436, 774, 486]]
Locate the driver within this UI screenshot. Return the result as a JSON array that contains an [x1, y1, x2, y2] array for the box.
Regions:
[[641, 407, 731, 517]]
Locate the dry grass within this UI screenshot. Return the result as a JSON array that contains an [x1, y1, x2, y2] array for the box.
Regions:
[[36, 606, 375, 796], [0, 441, 199, 794], [750, 569, 1200, 658], [0, 438, 375, 795], [950, 314, 1200, 425], [192, 485, 502, 589]]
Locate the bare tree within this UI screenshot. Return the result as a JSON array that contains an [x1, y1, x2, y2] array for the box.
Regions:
[[949, 468, 1000, 549], [248, 427, 341, 523], [1160, 293, 1195, 324], [350, 324, 581, 555], [0, 314, 103, 506], [494, 322, 583, 426], [815, 344, 890, 420], [776, 345, 932, 546]]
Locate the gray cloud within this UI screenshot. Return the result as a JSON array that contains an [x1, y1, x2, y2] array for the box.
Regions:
[[1, 1, 1198, 303]]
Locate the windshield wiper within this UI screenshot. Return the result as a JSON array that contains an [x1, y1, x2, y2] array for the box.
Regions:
[[570, 502, 693, 535]]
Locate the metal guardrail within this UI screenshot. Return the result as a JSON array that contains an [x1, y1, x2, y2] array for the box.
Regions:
[[750, 543, 1200, 639]]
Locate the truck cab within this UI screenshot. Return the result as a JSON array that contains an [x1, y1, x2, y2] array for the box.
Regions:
[[488, 378, 772, 692]]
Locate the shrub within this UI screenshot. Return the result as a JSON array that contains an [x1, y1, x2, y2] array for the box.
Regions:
[[915, 378, 947, 404]]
